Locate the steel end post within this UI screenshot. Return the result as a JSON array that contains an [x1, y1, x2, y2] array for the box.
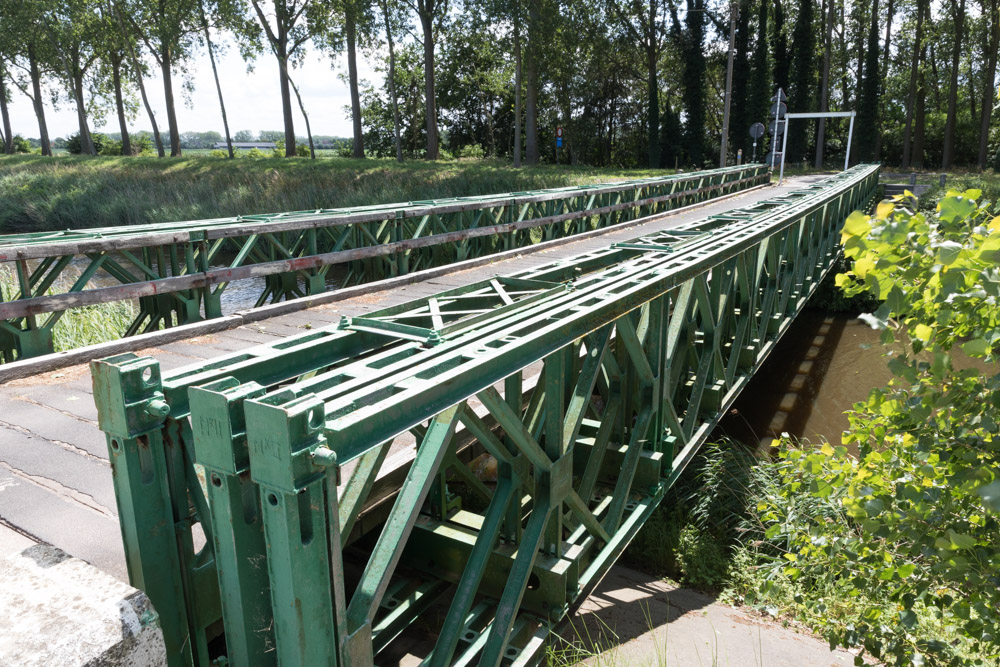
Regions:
[[89, 352, 195, 667], [188, 377, 276, 667], [243, 389, 341, 665]]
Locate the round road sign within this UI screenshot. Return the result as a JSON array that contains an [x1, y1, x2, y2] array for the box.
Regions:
[[749, 122, 765, 139], [769, 120, 785, 135], [770, 101, 787, 118]]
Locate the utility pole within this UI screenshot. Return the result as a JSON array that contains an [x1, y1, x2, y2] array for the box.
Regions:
[[719, 0, 738, 167]]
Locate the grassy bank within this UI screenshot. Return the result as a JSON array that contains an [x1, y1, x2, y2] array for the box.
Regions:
[[0, 266, 136, 352], [0, 155, 669, 234]]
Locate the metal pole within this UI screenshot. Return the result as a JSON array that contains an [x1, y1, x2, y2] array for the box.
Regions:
[[719, 0, 737, 168], [844, 114, 855, 170], [779, 118, 789, 184]]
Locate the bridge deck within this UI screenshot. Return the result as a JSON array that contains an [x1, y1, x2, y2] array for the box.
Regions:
[[0, 177, 815, 580]]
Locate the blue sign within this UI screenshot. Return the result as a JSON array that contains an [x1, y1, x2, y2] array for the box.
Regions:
[[557, 137, 563, 148]]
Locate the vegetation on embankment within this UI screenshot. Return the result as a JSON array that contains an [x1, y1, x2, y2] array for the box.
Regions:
[[624, 188, 1000, 666], [0, 267, 136, 353], [0, 155, 670, 235]]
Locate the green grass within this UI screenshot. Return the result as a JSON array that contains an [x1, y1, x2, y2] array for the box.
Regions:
[[0, 154, 673, 234], [0, 266, 137, 352]]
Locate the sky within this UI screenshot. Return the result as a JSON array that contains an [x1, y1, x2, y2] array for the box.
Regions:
[[6, 34, 382, 140]]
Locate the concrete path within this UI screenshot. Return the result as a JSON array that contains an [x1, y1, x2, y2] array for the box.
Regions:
[[571, 566, 859, 667], [0, 176, 816, 581]]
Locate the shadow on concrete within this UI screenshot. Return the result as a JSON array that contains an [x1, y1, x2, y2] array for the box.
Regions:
[[554, 565, 716, 658]]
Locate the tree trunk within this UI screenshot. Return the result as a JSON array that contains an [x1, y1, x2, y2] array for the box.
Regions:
[[524, 0, 540, 164], [115, 1, 164, 157], [513, 5, 522, 167], [875, 0, 894, 157], [284, 68, 315, 159], [160, 44, 182, 156], [111, 53, 132, 156], [346, 6, 364, 158], [379, 0, 403, 162], [941, 0, 965, 168], [912, 46, 926, 168], [901, 0, 925, 167], [647, 0, 661, 168], [73, 71, 95, 155], [720, 0, 736, 167], [814, 0, 833, 167], [201, 0, 234, 158], [648, 46, 660, 168], [27, 47, 52, 156], [276, 37, 296, 157], [417, 2, 439, 159], [0, 68, 14, 154], [977, 0, 999, 169]]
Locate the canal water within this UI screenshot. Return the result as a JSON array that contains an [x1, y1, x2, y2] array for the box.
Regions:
[[713, 308, 995, 452], [711, 309, 892, 451]]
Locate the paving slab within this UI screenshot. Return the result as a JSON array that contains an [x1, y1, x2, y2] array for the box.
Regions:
[[573, 565, 861, 666], [0, 466, 124, 578], [0, 398, 107, 459]]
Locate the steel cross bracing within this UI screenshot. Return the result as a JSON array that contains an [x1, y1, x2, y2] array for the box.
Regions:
[[0, 165, 768, 362], [89, 164, 880, 667]]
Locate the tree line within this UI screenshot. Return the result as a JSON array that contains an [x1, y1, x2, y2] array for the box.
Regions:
[[0, 0, 997, 169]]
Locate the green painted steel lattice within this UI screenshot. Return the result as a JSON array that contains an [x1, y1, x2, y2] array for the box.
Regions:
[[1, 165, 766, 362], [90, 165, 879, 666]]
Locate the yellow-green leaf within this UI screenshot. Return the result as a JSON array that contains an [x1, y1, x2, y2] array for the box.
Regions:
[[854, 257, 875, 279], [842, 211, 870, 238], [913, 324, 933, 342], [961, 338, 990, 357]]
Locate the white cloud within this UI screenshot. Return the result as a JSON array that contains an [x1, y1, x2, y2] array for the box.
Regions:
[[5, 32, 384, 140]]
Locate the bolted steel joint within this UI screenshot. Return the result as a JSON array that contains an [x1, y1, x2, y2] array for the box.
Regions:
[[90, 353, 169, 439]]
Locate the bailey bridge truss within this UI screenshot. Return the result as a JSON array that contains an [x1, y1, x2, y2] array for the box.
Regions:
[[89, 165, 879, 666], [0, 165, 766, 362]]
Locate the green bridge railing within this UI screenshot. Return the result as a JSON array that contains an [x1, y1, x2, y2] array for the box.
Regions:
[[89, 164, 879, 666], [0, 164, 767, 362]]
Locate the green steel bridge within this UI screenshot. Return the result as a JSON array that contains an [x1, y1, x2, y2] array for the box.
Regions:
[[0, 165, 765, 363], [85, 164, 879, 666]]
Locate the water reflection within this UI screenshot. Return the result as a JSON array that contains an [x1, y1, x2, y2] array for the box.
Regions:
[[712, 310, 892, 452]]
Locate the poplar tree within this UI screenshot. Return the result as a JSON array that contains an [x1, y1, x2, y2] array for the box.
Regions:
[[786, 0, 813, 161]]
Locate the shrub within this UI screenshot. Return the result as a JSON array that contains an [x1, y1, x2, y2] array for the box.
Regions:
[[457, 144, 485, 159], [11, 134, 31, 153], [100, 139, 123, 156], [209, 149, 228, 158], [756, 191, 1000, 666], [130, 135, 154, 156], [65, 132, 107, 154], [296, 142, 309, 157], [244, 147, 266, 159]]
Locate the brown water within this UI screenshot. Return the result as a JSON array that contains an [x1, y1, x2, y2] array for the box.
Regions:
[[715, 308, 999, 452], [712, 310, 892, 451]]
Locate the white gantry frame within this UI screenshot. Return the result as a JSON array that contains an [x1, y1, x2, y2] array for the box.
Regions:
[[778, 111, 857, 184]]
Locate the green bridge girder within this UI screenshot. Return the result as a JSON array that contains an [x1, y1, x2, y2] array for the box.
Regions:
[[0, 165, 767, 362], [89, 164, 880, 666]]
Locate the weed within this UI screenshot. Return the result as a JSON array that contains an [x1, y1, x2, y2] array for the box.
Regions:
[[0, 154, 675, 234], [0, 266, 136, 352]]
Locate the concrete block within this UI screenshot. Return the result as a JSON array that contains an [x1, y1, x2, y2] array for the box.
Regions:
[[0, 544, 166, 666]]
